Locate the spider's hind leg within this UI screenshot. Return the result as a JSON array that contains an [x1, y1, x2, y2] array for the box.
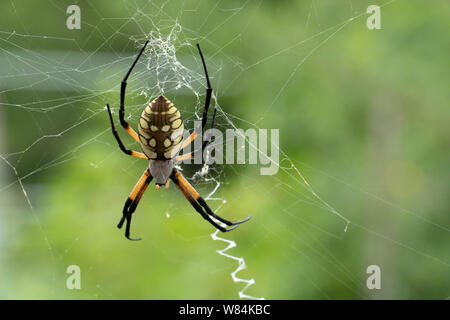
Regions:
[[118, 169, 153, 240], [197, 197, 252, 226], [118, 199, 141, 241], [171, 169, 251, 232]]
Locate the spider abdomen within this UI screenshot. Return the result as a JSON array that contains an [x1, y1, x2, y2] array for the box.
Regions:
[[138, 95, 184, 160]]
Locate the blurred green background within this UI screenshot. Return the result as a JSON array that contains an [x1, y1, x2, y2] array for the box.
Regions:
[[0, 0, 448, 299]]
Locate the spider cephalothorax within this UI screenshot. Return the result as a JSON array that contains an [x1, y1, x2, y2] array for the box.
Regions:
[[105, 41, 251, 240]]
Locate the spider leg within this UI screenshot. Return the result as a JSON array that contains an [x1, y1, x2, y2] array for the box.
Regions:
[[175, 108, 217, 162], [119, 40, 149, 142], [179, 43, 214, 153], [179, 132, 198, 151], [106, 104, 148, 159], [174, 169, 251, 226], [174, 152, 193, 162], [170, 171, 235, 232], [118, 169, 153, 240], [170, 169, 251, 231], [196, 43, 213, 131]]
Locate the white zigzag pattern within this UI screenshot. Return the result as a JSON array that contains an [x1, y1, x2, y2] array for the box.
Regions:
[[210, 229, 264, 300], [199, 172, 263, 300]]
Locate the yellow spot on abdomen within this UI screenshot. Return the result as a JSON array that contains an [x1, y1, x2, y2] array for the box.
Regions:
[[140, 136, 148, 146], [172, 111, 181, 119], [164, 150, 173, 159], [139, 118, 149, 129], [172, 119, 182, 129], [147, 151, 157, 159], [173, 135, 183, 145]]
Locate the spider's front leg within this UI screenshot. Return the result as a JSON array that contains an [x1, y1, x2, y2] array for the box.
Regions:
[[105, 40, 150, 160], [176, 44, 215, 161], [170, 169, 251, 232], [118, 169, 153, 240], [106, 104, 148, 160]]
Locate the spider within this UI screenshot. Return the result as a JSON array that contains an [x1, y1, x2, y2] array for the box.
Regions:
[[106, 40, 251, 240]]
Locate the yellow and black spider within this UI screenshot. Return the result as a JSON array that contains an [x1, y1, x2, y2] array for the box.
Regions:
[[106, 41, 251, 240]]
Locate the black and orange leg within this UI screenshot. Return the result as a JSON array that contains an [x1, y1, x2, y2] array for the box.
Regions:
[[118, 169, 153, 240], [170, 170, 234, 232], [197, 43, 213, 131], [179, 44, 215, 156], [106, 41, 149, 152], [176, 108, 217, 162], [170, 169, 251, 232], [179, 131, 198, 152], [119, 40, 149, 142], [174, 152, 194, 162], [106, 104, 148, 159]]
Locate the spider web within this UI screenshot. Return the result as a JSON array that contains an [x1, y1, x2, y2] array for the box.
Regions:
[[1, 0, 449, 299]]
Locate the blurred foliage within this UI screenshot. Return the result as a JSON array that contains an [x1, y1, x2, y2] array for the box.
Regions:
[[0, 0, 449, 299]]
